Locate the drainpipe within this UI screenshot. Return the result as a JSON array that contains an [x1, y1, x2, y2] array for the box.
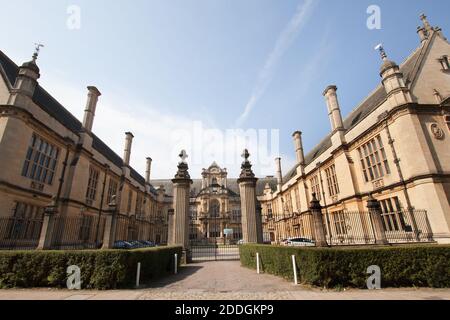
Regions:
[[317, 164, 332, 243], [56, 143, 71, 204], [95, 164, 109, 244], [383, 119, 419, 240]]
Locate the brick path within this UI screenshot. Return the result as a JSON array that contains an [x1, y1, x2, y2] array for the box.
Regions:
[[0, 261, 449, 300]]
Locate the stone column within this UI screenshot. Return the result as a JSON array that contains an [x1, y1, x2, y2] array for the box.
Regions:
[[309, 193, 328, 247], [238, 149, 263, 244], [37, 197, 57, 250], [169, 150, 193, 263], [101, 196, 118, 249], [167, 208, 175, 245], [367, 194, 388, 245]]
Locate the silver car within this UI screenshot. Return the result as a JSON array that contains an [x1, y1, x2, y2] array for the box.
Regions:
[[286, 237, 315, 247]]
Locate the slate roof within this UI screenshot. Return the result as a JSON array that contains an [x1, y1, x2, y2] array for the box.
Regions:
[[0, 49, 154, 193], [282, 43, 426, 182]]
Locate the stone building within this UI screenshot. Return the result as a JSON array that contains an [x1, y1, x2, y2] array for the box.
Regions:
[[0, 48, 169, 246], [153, 162, 276, 244], [258, 15, 450, 244], [0, 14, 449, 249]]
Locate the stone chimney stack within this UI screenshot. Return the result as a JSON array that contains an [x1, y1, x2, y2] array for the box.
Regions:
[[145, 157, 152, 184], [82, 86, 101, 132], [323, 85, 344, 132], [123, 132, 134, 166], [292, 131, 305, 165], [275, 157, 283, 192]]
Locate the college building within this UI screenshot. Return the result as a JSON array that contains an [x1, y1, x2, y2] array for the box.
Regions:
[[0, 14, 449, 250], [258, 15, 450, 244]]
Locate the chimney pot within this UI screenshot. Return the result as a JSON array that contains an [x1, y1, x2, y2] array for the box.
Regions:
[[323, 85, 344, 131], [145, 157, 152, 183], [275, 157, 283, 191], [82, 86, 101, 132], [292, 131, 305, 165], [123, 132, 134, 166]]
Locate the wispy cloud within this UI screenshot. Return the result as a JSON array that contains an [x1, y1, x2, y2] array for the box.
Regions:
[[236, 0, 317, 127]]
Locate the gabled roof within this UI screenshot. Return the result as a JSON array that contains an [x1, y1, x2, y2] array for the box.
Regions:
[[0, 49, 154, 194], [282, 40, 428, 182]]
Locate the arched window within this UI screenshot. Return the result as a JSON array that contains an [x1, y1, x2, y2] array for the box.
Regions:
[[209, 199, 220, 218]]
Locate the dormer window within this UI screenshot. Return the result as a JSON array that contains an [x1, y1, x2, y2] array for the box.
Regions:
[[439, 55, 450, 71]]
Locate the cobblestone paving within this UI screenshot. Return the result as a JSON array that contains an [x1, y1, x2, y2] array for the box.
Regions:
[[0, 261, 449, 300]]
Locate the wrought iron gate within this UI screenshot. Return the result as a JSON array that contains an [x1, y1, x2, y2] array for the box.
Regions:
[[190, 237, 240, 261], [189, 212, 241, 261]]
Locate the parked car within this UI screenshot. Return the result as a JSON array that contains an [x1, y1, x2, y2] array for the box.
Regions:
[[285, 237, 315, 247], [237, 239, 244, 245], [113, 240, 156, 249], [113, 240, 134, 249]]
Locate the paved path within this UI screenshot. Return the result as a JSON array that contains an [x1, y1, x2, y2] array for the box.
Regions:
[[0, 261, 449, 300]]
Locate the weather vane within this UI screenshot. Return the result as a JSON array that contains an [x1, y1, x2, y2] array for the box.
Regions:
[[179, 150, 188, 163], [32, 43, 44, 62], [374, 43, 387, 60]]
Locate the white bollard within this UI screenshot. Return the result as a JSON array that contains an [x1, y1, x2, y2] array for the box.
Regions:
[[291, 255, 298, 285], [174, 253, 178, 274], [136, 262, 141, 287], [256, 252, 260, 274]]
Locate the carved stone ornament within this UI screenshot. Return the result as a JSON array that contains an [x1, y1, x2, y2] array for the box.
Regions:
[[430, 123, 445, 140]]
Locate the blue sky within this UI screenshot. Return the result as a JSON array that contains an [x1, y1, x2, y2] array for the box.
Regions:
[[2, 0, 449, 178]]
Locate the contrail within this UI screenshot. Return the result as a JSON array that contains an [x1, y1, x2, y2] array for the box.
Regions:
[[236, 0, 317, 127]]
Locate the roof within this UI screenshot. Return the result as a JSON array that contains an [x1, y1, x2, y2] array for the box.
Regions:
[[0, 49, 154, 193], [282, 41, 427, 182], [151, 176, 278, 197]]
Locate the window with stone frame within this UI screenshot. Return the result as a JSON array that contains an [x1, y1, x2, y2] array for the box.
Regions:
[[284, 192, 293, 214], [439, 55, 450, 70], [127, 189, 133, 214], [21, 133, 60, 185], [7, 202, 44, 240], [266, 203, 273, 218], [324, 164, 340, 197], [379, 196, 407, 232], [86, 166, 100, 202], [232, 209, 241, 221], [294, 187, 301, 213], [135, 193, 144, 216], [357, 135, 391, 183], [331, 210, 348, 235], [106, 178, 118, 205], [190, 206, 198, 220], [310, 175, 321, 201]]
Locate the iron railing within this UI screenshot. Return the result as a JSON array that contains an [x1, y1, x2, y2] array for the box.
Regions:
[[0, 216, 43, 250], [50, 215, 106, 250], [260, 208, 434, 246]]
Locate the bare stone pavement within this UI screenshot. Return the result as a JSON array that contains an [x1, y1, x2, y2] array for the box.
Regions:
[[0, 261, 449, 300]]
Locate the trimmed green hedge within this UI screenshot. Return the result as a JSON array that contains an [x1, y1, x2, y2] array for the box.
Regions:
[[0, 246, 182, 289], [239, 244, 450, 288]]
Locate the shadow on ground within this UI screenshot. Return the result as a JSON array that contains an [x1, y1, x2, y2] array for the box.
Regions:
[[140, 264, 204, 289]]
